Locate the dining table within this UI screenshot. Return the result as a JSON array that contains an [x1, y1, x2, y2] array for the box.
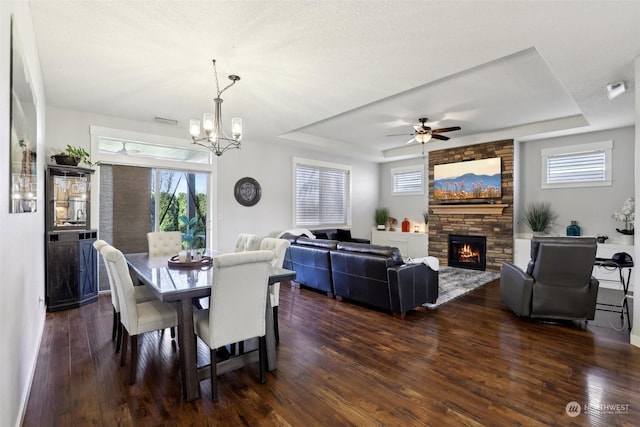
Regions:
[[125, 252, 296, 402]]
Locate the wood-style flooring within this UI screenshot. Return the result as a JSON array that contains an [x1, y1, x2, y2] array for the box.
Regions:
[[23, 280, 640, 426]]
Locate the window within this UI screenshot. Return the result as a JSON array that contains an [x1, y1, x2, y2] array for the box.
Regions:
[[541, 141, 612, 188], [293, 158, 351, 227], [391, 165, 424, 195], [152, 170, 208, 248]]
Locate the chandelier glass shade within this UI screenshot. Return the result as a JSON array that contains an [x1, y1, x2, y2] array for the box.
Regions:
[[190, 59, 243, 156], [414, 132, 432, 144]]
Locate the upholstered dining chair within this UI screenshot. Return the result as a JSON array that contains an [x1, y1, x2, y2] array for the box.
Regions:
[[234, 233, 261, 252], [102, 245, 179, 385], [259, 237, 290, 343], [147, 231, 183, 257], [94, 239, 156, 353], [193, 250, 274, 401]]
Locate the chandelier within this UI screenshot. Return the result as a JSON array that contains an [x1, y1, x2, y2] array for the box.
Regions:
[[189, 59, 243, 156]]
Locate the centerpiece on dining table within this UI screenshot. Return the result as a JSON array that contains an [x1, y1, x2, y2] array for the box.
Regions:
[[168, 215, 212, 268]]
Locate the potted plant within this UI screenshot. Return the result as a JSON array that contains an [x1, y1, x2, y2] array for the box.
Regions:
[[523, 202, 556, 234], [179, 215, 198, 249], [375, 208, 389, 230], [51, 144, 97, 167], [422, 211, 429, 227], [613, 197, 634, 244]]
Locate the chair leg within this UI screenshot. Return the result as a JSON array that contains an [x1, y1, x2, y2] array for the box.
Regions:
[[170, 327, 176, 339], [129, 335, 138, 385], [273, 306, 280, 343], [120, 328, 128, 367], [259, 336, 267, 385], [238, 341, 244, 354], [210, 348, 218, 402], [111, 307, 117, 341], [115, 316, 123, 353]]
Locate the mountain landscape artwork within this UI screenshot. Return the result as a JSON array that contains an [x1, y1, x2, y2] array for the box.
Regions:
[[433, 157, 502, 201]]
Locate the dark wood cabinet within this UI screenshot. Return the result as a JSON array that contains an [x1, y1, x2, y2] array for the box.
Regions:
[[45, 165, 98, 312]]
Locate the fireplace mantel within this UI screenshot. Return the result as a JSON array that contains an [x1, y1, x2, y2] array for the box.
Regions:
[[430, 203, 509, 215]]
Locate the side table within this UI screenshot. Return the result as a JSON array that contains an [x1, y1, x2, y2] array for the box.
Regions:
[[593, 257, 633, 330]]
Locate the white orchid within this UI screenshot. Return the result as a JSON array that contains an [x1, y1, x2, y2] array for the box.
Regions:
[[613, 197, 635, 234]]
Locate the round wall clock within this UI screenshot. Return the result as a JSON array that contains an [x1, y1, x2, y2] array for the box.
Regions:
[[234, 177, 261, 206]]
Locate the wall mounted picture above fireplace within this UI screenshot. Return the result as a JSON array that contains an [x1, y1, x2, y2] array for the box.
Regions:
[[433, 157, 501, 201]]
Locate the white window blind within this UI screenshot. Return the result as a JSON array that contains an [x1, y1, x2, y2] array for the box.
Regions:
[[546, 151, 605, 184], [391, 166, 424, 195], [541, 141, 612, 188], [294, 161, 350, 227]]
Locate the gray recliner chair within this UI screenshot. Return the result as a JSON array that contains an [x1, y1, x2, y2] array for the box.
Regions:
[[500, 236, 599, 321]]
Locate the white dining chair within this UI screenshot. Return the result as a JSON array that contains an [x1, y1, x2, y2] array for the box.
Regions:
[[234, 233, 261, 252], [94, 239, 156, 353], [102, 245, 179, 385], [147, 231, 183, 257], [193, 250, 274, 401], [259, 237, 290, 343]]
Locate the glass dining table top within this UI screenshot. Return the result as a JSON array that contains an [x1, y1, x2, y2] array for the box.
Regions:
[[125, 252, 295, 302]]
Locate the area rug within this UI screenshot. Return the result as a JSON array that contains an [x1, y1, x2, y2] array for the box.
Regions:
[[424, 266, 500, 308]]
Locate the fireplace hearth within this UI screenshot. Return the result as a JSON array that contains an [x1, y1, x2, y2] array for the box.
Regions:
[[448, 234, 487, 271]]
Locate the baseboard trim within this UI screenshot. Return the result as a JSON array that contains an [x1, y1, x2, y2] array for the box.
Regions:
[[16, 306, 46, 427]]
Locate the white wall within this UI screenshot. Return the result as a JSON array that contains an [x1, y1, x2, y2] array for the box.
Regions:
[[45, 107, 380, 253], [0, 3, 47, 427], [517, 126, 635, 241], [632, 56, 639, 348], [378, 158, 429, 232]]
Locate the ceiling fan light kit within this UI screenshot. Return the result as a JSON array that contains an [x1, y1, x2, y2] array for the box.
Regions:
[[190, 59, 243, 156], [388, 117, 461, 146]]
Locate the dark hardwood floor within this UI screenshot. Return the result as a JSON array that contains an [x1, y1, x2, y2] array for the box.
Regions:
[[24, 280, 640, 426]]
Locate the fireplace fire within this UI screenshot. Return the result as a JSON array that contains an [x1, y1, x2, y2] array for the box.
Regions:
[[448, 234, 487, 271]]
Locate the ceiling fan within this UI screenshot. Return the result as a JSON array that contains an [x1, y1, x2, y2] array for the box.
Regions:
[[103, 142, 140, 155], [387, 118, 461, 144]]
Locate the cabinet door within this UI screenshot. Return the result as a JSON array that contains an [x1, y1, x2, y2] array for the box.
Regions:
[[47, 240, 79, 309], [78, 237, 97, 301]]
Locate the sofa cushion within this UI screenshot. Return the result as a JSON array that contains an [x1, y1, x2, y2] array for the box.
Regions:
[[335, 228, 352, 241], [296, 236, 340, 250], [336, 242, 403, 266]]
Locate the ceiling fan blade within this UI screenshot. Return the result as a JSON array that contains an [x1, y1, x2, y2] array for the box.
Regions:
[[405, 138, 415, 144], [432, 126, 461, 134], [386, 133, 413, 137], [431, 134, 450, 141]]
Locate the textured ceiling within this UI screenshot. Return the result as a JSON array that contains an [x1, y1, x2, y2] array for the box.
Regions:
[[29, 1, 639, 162]]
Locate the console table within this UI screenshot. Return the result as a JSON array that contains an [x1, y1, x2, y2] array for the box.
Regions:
[[371, 229, 428, 259], [594, 257, 633, 330]]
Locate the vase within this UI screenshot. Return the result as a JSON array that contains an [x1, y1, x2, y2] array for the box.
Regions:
[[51, 154, 79, 166], [566, 221, 581, 236], [618, 233, 634, 245]]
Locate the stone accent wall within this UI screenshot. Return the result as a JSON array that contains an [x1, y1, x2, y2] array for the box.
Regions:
[[428, 140, 514, 271]]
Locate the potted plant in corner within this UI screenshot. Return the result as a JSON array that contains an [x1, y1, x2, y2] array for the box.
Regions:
[[51, 144, 97, 167], [523, 201, 556, 235], [375, 207, 389, 230]]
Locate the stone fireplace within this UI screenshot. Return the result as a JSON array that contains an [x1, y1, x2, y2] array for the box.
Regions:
[[448, 234, 487, 271], [428, 139, 514, 271]]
